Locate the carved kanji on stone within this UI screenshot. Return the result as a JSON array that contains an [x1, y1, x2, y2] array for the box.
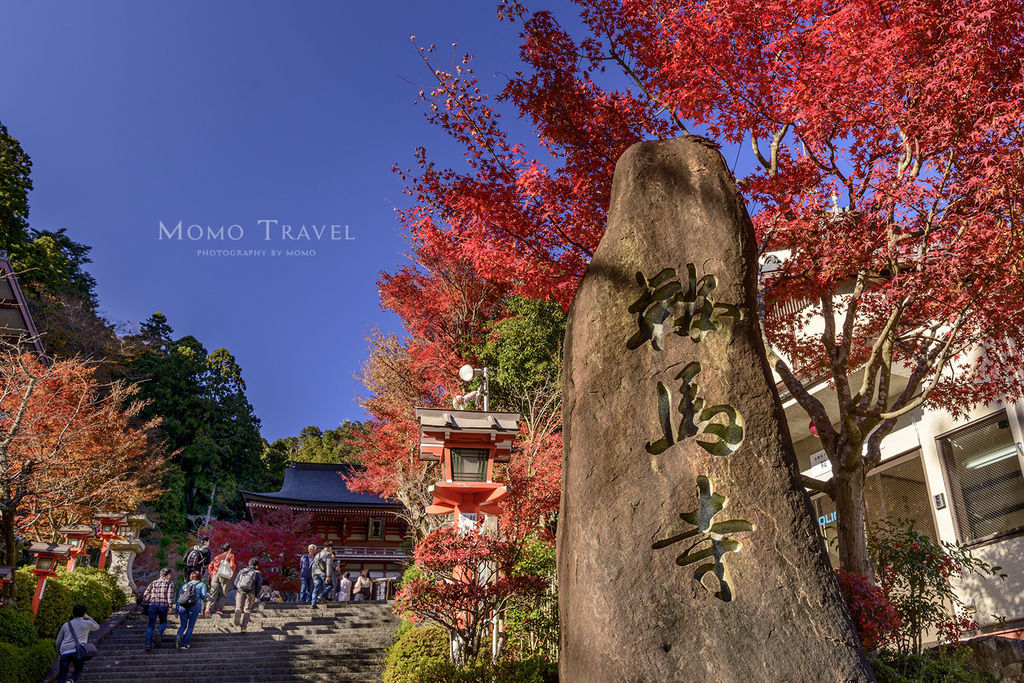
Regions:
[[645, 362, 745, 457], [626, 264, 742, 351], [653, 476, 755, 602]]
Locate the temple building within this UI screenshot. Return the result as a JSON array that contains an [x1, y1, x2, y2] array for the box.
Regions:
[[241, 462, 409, 578]]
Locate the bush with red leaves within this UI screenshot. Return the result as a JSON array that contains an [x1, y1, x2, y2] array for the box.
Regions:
[[835, 568, 901, 651]]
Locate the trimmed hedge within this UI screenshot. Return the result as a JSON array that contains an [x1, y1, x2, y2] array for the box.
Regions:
[[382, 626, 449, 683], [418, 656, 558, 683], [0, 638, 57, 683], [0, 608, 36, 647], [53, 570, 113, 623], [14, 569, 71, 639], [71, 567, 127, 607], [13, 566, 126, 639]]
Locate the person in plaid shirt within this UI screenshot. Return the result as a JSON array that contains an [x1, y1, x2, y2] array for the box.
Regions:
[[142, 568, 175, 652]]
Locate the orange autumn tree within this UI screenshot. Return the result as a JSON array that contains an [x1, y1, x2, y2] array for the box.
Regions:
[[0, 342, 164, 568]]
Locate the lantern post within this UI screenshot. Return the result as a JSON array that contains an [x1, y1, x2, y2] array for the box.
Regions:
[[93, 512, 127, 570], [416, 407, 519, 527], [28, 542, 72, 615], [59, 525, 96, 572]]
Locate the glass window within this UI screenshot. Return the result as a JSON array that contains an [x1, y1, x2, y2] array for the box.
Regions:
[[450, 448, 488, 482], [940, 411, 1024, 543], [812, 450, 937, 567]]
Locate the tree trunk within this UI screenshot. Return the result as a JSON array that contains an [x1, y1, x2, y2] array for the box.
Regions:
[[833, 465, 874, 579], [1, 508, 17, 566]]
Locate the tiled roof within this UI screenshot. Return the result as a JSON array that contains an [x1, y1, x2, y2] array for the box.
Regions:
[[241, 462, 400, 508]]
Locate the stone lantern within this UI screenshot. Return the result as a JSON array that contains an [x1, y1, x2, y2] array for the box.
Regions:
[[416, 407, 519, 527], [59, 525, 96, 572], [28, 542, 72, 614], [106, 512, 153, 596], [93, 512, 127, 570]]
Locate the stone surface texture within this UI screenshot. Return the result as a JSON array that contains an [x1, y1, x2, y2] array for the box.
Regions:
[[557, 136, 873, 682], [963, 636, 1024, 682]]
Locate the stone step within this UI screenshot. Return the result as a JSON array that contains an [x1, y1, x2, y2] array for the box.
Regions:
[[71, 601, 400, 683], [85, 674, 380, 683]]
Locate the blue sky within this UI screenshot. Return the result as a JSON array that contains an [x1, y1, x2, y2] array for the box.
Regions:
[[1, 1, 574, 440]]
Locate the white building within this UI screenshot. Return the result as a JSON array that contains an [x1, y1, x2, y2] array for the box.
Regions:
[[765, 254, 1024, 631]]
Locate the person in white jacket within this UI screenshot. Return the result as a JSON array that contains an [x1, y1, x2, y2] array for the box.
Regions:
[[55, 604, 99, 682]]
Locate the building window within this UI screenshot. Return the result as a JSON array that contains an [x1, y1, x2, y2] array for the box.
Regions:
[[812, 450, 937, 567], [368, 518, 385, 540], [450, 448, 488, 482], [940, 411, 1024, 543]]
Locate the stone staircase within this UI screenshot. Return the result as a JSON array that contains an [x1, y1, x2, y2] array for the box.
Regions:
[[79, 602, 399, 682]]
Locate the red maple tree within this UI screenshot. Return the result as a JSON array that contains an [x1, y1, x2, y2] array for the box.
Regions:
[[206, 507, 314, 594], [395, 525, 548, 662], [380, 0, 1024, 578], [0, 344, 164, 569]]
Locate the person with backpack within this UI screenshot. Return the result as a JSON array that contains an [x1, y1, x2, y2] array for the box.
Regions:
[[298, 544, 316, 603], [310, 540, 334, 609], [183, 535, 212, 586], [205, 543, 235, 616], [141, 567, 175, 651], [55, 604, 99, 682], [175, 570, 208, 649], [233, 557, 263, 631]]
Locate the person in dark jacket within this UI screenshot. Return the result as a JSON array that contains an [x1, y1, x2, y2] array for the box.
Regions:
[[298, 544, 316, 603], [183, 535, 212, 586], [233, 557, 263, 631]]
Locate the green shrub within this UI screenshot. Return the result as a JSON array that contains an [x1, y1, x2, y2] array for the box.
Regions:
[[419, 656, 558, 683], [382, 625, 449, 683], [869, 649, 999, 682], [393, 618, 414, 644], [14, 568, 72, 638], [0, 639, 57, 683], [0, 608, 35, 647], [72, 567, 127, 607], [53, 570, 113, 623]]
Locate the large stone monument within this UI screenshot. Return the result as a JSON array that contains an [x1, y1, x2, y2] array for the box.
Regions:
[[558, 136, 874, 681]]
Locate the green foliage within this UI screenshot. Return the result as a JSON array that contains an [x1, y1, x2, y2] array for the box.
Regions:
[[124, 313, 266, 531], [53, 569, 115, 623], [418, 656, 558, 683], [14, 568, 71, 638], [0, 121, 33, 251], [473, 297, 565, 410], [74, 566, 127, 608], [0, 608, 35, 647], [381, 625, 449, 683], [869, 648, 999, 683], [869, 518, 1005, 655], [0, 639, 57, 683], [504, 539, 558, 660], [13, 229, 98, 306], [266, 421, 366, 471], [393, 618, 415, 644], [12, 568, 122, 640]]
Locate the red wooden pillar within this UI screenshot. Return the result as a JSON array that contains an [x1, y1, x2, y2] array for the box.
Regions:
[[28, 542, 72, 615]]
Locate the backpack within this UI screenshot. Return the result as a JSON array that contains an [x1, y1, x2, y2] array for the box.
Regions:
[[179, 582, 198, 609], [236, 567, 257, 593], [316, 555, 328, 574], [183, 545, 204, 568], [216, 555, 234, 579]]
